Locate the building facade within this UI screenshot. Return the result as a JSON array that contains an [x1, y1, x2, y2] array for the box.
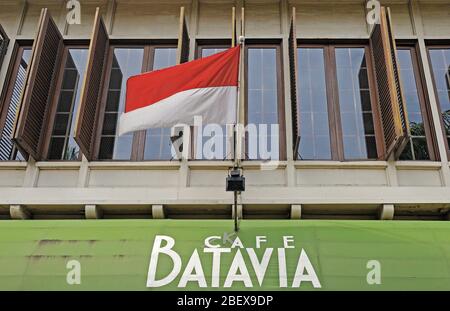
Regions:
[[0, 0, 449, 220], [0, 0, 450, 292]]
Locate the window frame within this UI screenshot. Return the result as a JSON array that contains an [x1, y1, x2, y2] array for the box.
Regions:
[[397, 43, 438, 161], [426, 43, 450, 160], [94, 42, 178, 161], [0, 42, 33, 161], [297, 41, 384, 161], [44, 43, 90, 161], [244, 42, 286, 161]]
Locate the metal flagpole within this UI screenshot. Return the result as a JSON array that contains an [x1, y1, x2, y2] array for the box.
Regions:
[[232, 8, 245, 232]]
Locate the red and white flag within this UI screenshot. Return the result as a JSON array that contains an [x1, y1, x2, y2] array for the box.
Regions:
[[118, 46, 240, 136]]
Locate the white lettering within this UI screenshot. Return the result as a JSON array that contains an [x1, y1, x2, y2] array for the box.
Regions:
[[147, 235, 182, 287]]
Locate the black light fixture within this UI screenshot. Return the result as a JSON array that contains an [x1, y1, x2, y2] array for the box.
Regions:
[[227, 167, 245, 233], [226, 168, 245, 192]]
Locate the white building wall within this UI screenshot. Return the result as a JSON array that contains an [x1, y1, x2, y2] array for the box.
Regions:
[[0, 0, 449, 219]]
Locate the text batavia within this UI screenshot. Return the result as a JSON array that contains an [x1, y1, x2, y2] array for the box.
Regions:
[[146, 235, 322, 288]]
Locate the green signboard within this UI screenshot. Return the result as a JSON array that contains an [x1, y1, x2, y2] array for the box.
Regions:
[[0, 220, 449, 290]]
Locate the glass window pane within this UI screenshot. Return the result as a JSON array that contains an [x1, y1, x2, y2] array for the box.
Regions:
[[192, 47, 230, 160], [429, 48, 450, 151], [48, 48, 88, 160], [336, 47, 377, 160], [143, 48, 177, 160], [201, 48, 227, 58], [98, 48, 145, 160], [297, 48, 331, 160], [0, 48, 31, 161], [247, 48, 280, 160]]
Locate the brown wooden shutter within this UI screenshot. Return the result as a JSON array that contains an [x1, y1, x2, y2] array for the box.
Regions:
[[176, 7, 190, 64], [370, 7, 410, 159], [289, 7, 300, 160], [12, 9, 64, 160], [0, 24, 9, 71], [74, 7, 109, 160]]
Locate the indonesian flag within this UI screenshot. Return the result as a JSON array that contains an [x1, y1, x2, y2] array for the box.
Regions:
[[118, 46, 240, 136]]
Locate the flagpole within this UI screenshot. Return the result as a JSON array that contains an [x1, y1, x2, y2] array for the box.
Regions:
[[232, 8, 245, 233]]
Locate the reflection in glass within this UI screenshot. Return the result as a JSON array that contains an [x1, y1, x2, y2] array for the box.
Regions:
[[397, 49, 430, 160], [144, 48, 177, 160], [429, 48, 450, 151], [297, 48, 331, 160], [99, 48, 144, 160], [48, 48, 88, 160], [0, 48, 31, 161], [196, 48, 229, 160], [247, 48, 279, 160], [335, 48, 377, 159]]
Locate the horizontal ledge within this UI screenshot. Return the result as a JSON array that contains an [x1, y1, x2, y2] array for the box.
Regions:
[[1, 186, 450, 206], [35, 162, 81, 169], [88, 161, 181, 170], [395, 161, 443, 170], [189, 161, 234, 170], [241, 161, 288, 169], [0, 161, 28, 170], [294, 161, 388, 169]]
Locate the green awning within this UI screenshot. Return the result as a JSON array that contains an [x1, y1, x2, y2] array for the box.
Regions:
[[0, 220, 449, 290]]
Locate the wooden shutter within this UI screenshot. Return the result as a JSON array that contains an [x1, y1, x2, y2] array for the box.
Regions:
[[12, 9, 64, 160], [176, 7, 190, 64], [370, 7, 410, 159], [289, 7, 300, 160], [0, 24, 9, 71], [74, 8, 109, 160]]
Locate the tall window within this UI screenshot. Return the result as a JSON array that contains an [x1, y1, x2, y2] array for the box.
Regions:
[[0, 46, 32, 161], [48, 48, 88, 160], [143, 48, 177, 160], [397, 47, 435, 160], [246, 45, 284, 160], [195, 45, 229, 160], [99, 47, 144, 160], [428, 47, 450, 155], [98, 45, 176, 161], [298, 48, 331, 159], [297, 44, 380, 160]]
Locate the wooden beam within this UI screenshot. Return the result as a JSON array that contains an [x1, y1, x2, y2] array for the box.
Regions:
[[10, 205, 30, 220], [291, 204, 302, 219], [379, 204, 395, 220], [152, 205, 165, 219], [85, 204, 102, 219]]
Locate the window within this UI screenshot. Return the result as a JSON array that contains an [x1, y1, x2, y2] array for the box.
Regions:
[[397, 46, 436, 160], [143, 48, 177, 160], [195, 45, 230, 160], [428, 46, 450, 155], [246, 44, 285, 160], [298, 48, 331, 160], [47, 48, 89, 160], [0, 46, 32, 161], [296, 44, 381, 161], [98, 45, 177, 161]]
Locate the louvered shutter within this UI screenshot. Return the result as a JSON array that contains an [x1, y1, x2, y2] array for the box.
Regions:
[[74, 7, 109, 160], [176, 7, 190, 64], [12, 9, 64, 160], [0, 24, 9, 72], [289, 7, 300, 160], [370, 6, 410, 159]]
